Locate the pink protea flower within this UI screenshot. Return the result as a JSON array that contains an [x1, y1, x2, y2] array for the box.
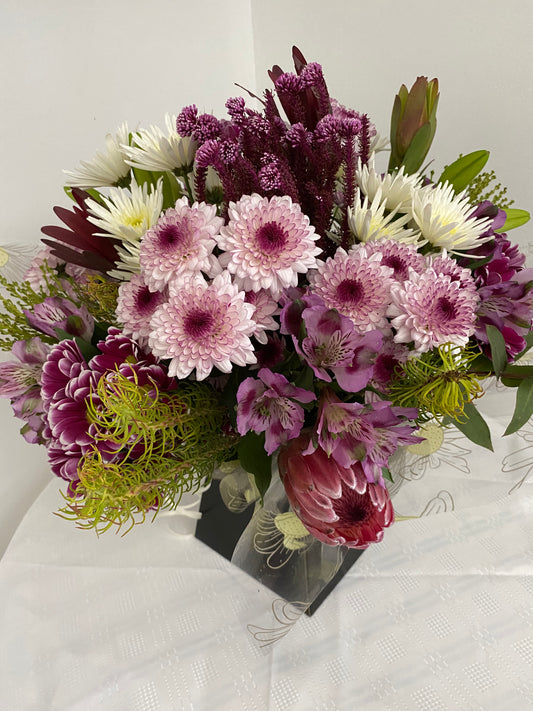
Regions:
[[116, 274, 168, 347], [388, 268, 479, 353], [149, 271, 257, 380], [279, 435, 394, 548], [139, 197, 223, 292], [311, 246, 394, 333], [244, 289, 279, 344], [362, 238, 426, 281], [217, 193, 321, 295], [236, 368, 316, 455]]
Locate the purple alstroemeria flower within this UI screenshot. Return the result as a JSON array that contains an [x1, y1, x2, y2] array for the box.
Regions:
[[279, 289, 323, 337], [0, 338, 51, 399], [236, 368, 316, 454], [476, 270, 533, 360], [24, 296, 94, 342], [0, 338, 51, 445], [312, 389, 419, 484], [11, 391, 48, 445], [297, 305, 383, 392]]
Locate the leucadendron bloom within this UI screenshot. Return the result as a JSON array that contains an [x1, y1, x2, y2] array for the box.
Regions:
[[278, 434, 394, 548], [388, 76, 439, 174]]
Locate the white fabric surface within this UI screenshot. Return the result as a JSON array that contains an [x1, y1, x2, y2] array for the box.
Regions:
[[1, 382, 533, 710]]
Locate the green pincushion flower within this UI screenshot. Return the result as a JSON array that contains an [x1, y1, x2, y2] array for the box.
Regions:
[[58, 371, 236, 533], [388, 343, 487, 423]]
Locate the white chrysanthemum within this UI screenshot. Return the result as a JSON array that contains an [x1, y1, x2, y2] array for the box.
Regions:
[[139, 197, 223, 292], [149, 271, 257, 380], [87, 178, 164, 279], [63, 123, 131, 188], [411, 182, 493, 254], [217, 194, 321, 296], [348, 188, 420, 245], [356, 162, 422, 212], [124, 114, 196, 173]]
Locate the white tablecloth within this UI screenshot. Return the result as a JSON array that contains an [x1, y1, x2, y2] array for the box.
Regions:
[[1, 382, 533, 710]]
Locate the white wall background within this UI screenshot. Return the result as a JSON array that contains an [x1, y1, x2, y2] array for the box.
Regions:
[[0, 0, 532, 553]]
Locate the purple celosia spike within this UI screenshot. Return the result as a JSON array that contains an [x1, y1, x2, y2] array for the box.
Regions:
[[258, 153, 300, 203], [176, 105, 199, 137], [358, 114, 372, 167]]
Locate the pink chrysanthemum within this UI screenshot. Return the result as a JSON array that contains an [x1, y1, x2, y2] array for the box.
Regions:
[[139, 197, 223, 292], [116, 274, 168, 347], [149, 272, 257, 380], [428, 251, 478, 294], [244, 289, 279, 344], [362, 238, 425, 282], [388, 268, 479, 353], [311, 247, 394, 333], [217, 193, 321, 295]]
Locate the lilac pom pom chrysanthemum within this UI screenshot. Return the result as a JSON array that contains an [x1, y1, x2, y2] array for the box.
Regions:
[[139, 197, 223, 292], [388, 268, 479, 353], [116, 274, 168, 347], [217, 194, 321, 296], [149, 271, 257, 380], [311, 246, 394, 333]]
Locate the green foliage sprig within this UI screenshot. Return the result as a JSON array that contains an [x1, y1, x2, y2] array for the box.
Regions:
[[466, 169, 514, 210], [0, 268, 63, 350]]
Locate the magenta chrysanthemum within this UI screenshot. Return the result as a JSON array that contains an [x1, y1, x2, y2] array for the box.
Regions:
[[139, 197, 223, 292], [116, 274, 168, 347], [362, 238, 425, 281], [311, 247, 394, 333], [217, 193, 321, 295], [148, 272, 257, 380], [388, 268, 479, 353]]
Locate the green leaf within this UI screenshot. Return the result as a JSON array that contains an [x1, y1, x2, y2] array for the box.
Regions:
[[469, 352, 494, 374], [485, 324, 508, 377], [501, 365, 533, 387], [438, 150, 489, 193], [401, 123, 433, 174], [450, 401, 493, 451], [504, 377, 533, 435], [237, 432, 272, 500], [501, 208, 530, 231], [161, 172, 182, 210]]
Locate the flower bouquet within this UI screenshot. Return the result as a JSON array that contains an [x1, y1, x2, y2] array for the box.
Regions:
[[1, 46, 532, 615]]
